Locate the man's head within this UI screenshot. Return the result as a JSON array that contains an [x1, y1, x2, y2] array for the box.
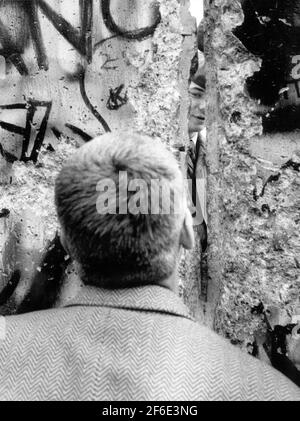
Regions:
[[188, 65, 206, 136], [55, 131, 194, 291]]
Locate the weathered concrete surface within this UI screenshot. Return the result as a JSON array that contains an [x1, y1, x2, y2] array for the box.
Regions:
[[0, 1, 198, 313], [205, 0, 300, 349], [178, 2, 206, 323]]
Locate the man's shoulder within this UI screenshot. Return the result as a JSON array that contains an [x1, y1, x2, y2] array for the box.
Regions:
[[0, 303, 299, 401]]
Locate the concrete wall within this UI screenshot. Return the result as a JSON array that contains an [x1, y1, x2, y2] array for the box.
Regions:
[[0, 0, 197, 314], [205, 0, 300, 351], [2, 0, 298, 359]]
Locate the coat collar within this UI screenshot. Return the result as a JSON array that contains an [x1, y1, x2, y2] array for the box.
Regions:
[[63, 285, 194, 321]]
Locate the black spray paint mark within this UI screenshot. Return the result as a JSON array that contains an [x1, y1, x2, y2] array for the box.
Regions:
[[101, 0, 161, 41], [0, 0, 93, 73], [100, 55, 118, 71], [0, 0, 160, 147], [79, 71, 111, 133], [65, 123, 93, 142], [38, 0, 93, 63], [107, 84, 128, 110], [26, 0, 49, 70], [0, 100, 52, 163], [0, 17, 29, 75], [52, 123, 92, 143], [0, 0, 160, 75], [51, 127, 62, 141]]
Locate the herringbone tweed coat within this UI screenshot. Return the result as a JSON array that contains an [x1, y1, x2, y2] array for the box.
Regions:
[[0, 285, 299, 401]]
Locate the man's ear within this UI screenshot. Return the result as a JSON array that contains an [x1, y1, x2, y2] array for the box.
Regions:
[[179, 209, 195, 250], [59, 229, 71, 256]]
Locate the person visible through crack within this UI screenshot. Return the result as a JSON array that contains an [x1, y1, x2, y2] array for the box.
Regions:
[[187, 48, 207, 251]]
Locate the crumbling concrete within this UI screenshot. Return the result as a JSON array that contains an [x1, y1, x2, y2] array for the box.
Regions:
[[204, 0, 300, 350]]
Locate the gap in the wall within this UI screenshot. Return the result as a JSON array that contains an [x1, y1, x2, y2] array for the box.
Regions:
[[190, 0, 203, 23]]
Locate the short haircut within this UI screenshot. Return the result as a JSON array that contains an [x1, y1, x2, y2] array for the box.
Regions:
[[55, 131, 186, 288]]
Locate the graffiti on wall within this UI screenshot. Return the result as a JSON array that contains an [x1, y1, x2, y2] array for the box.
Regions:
[[0, 100, 52, 163], [0, 0, 161, 312], [0, 0, 161, 163]]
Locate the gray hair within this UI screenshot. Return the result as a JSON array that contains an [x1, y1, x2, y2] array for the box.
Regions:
[[55, 131, 186, 288]]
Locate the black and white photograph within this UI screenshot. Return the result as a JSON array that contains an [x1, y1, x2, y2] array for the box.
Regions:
[[0, 0, 299, 404]]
